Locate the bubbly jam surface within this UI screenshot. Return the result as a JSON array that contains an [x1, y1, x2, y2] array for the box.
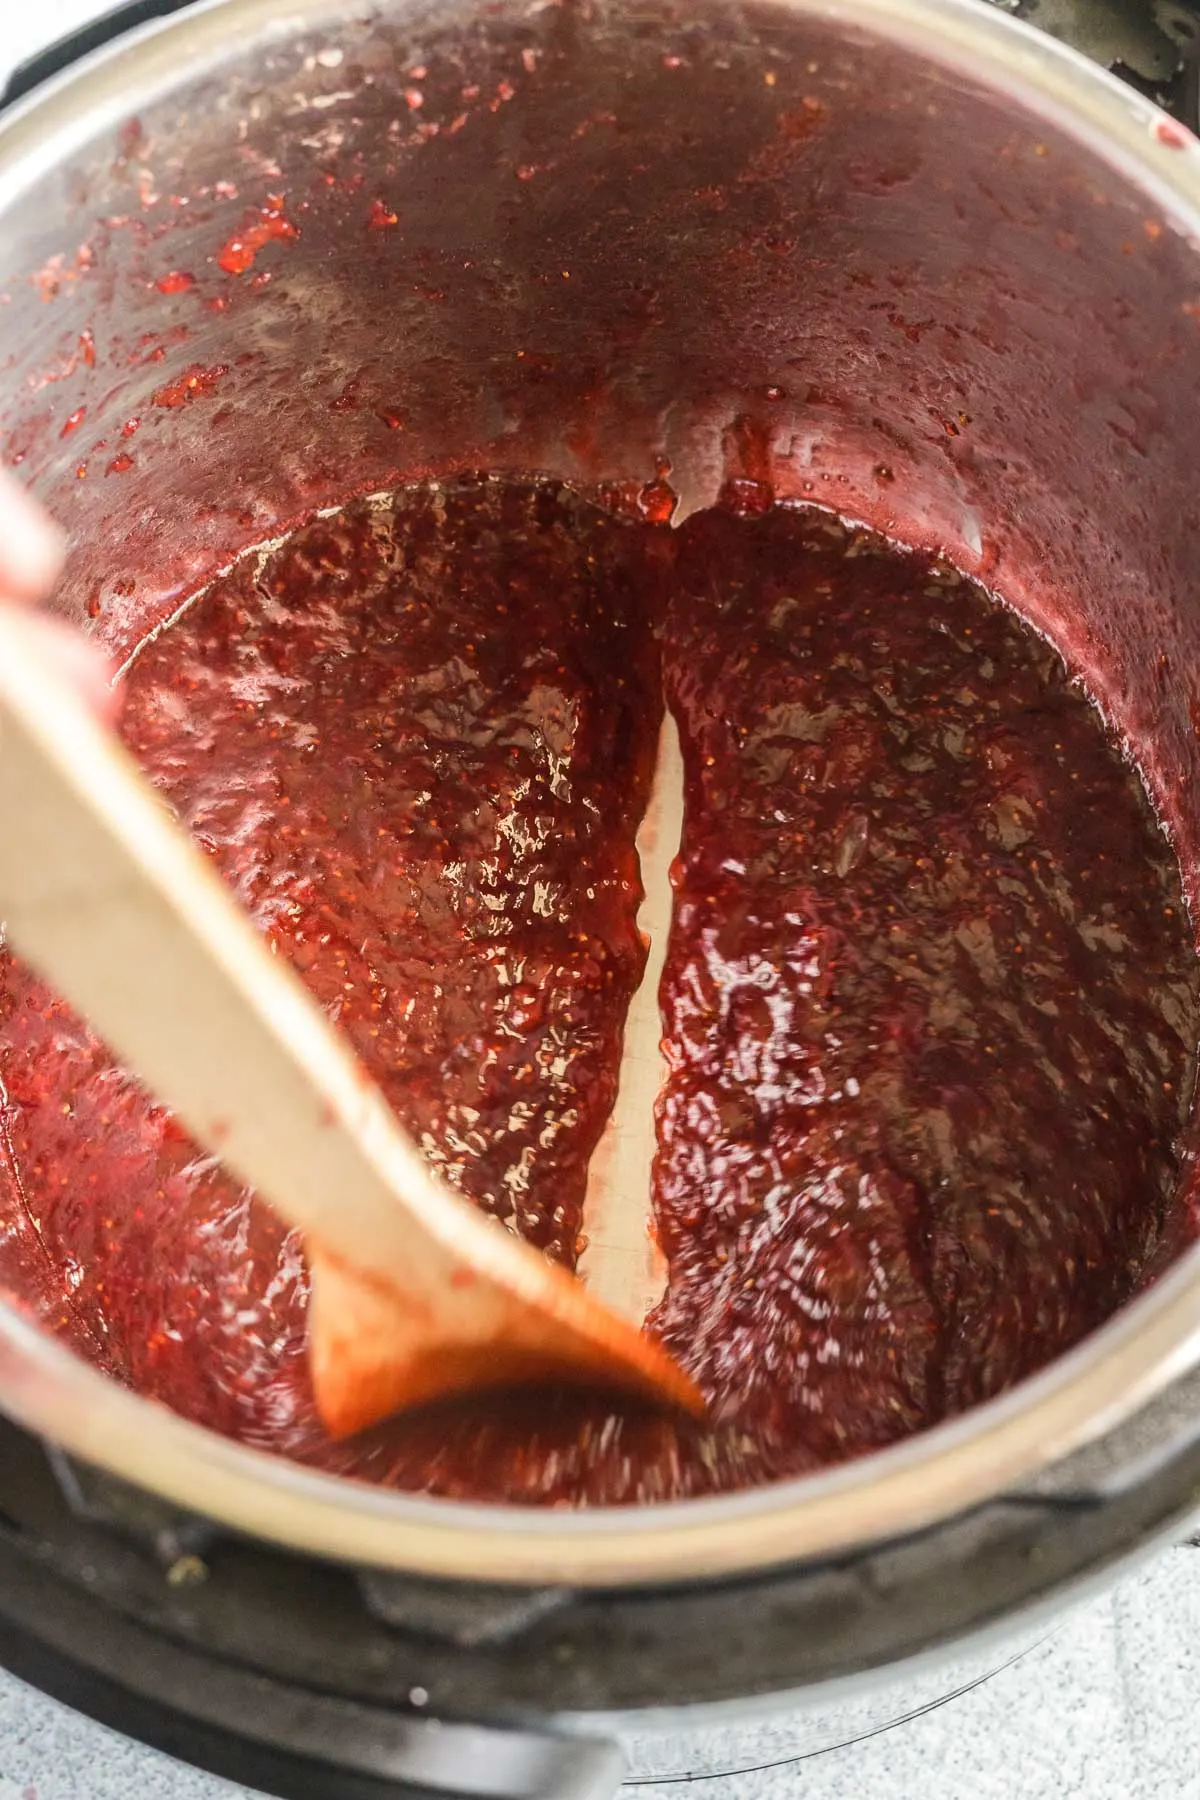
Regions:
[[0, 477, 1196, 1503]]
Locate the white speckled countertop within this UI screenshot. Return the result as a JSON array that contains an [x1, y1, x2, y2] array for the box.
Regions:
[[3, 5, 1199, 1797]]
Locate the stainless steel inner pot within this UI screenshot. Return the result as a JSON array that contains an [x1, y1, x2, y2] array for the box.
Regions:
[[2, 0, 1200, 1594]]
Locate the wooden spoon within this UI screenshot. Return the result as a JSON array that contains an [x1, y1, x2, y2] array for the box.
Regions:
[[0, 608, 703, 1438]]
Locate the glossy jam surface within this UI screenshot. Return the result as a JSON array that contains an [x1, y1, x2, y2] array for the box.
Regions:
[[0, 480, 660, 1454], [650, 506, 1199, 1471], [0, 481, 1195, 1502]]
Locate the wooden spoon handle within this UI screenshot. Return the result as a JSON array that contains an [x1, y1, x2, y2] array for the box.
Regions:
[[0, 609, 703, 1432], [0, 607, 464, 1278]]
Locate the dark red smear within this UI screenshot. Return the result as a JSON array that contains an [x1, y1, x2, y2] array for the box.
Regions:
[[0, 483, 1195, 1505]]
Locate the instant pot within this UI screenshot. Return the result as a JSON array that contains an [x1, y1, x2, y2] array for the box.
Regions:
[[4, 0, 1200, 1792]]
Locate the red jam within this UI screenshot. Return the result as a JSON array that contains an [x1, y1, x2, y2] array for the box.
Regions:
[[216, 197, 299, 277], [650, 506, 1199, 1466], [0, 478, 1195, 1503]]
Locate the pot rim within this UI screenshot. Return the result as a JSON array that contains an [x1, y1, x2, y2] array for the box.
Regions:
[[3, 0, 1200, 1589]]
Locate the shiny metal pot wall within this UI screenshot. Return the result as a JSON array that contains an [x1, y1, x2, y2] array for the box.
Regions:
[[1, 0, 1200, 1597]]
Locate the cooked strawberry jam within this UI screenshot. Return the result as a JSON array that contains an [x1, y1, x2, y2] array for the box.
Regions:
[[0, 479, 662, 1452], [0, 479, 1195, 1503], [648, 505, 1200, 1473]]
